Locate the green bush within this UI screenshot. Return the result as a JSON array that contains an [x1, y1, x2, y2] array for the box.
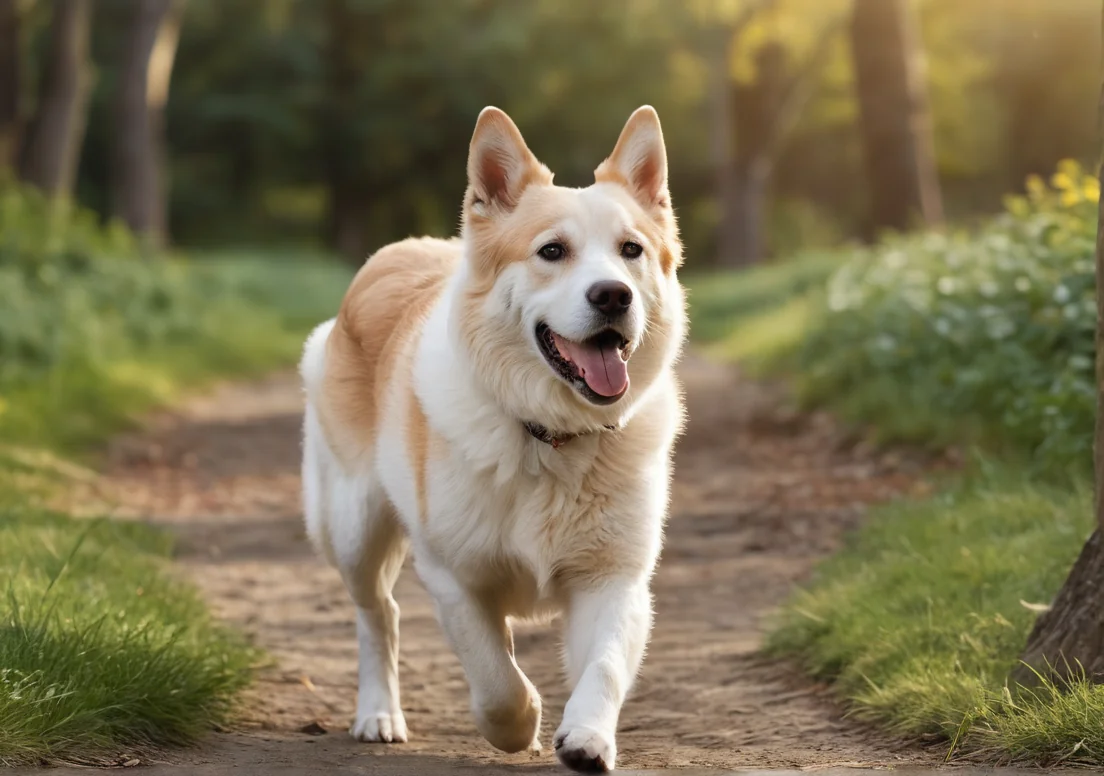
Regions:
[[0, 179, 351, 451], [798, 161, 1098, 471]]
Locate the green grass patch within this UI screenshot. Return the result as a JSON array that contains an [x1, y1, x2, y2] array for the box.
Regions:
[[685, 252, 837, 371], [0, 472, 257, 765], [0, 181, 352, 762], [766, 466, 1103, 765]]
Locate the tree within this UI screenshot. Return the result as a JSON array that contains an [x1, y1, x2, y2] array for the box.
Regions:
[[0, 0, 20, 169], [111, 0, 182, 246], [1010, 1, 1104, 688], [18, 0, 92, 197], [718, 11, 844, 266], [850, 0, 943, 235]]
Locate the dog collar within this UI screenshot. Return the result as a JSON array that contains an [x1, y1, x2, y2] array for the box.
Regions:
[[523, 421, 617, 450]]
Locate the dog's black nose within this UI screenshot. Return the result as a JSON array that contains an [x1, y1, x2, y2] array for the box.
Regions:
[[586, 280, 633, 317]]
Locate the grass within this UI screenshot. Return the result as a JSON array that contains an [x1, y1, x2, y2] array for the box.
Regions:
[[764, 466, 1104, 765], [684, 252, 836, 370], [0, 241, 352, 764], [0, 466, 257, 765], [686, 164, 1104, 765]]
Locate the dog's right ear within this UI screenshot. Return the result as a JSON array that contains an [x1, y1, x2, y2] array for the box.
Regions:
[[465, 107, 550, 218]]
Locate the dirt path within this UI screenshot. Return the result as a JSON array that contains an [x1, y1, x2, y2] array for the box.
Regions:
[[78, 354, 940, 772]]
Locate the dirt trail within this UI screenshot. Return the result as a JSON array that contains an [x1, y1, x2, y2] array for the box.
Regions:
[[80, 354, 939, 772]]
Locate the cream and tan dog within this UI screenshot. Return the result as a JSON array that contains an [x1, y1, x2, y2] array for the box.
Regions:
[[299, 105, 687, 772]]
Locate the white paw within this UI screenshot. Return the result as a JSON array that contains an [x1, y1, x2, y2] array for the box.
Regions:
[[350, 710, 408, 743], [553, 725, 616, 772]]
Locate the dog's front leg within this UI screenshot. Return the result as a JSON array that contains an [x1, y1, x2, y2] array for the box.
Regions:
[[417, 557, 542, 754], [555, 578, 652, 773]]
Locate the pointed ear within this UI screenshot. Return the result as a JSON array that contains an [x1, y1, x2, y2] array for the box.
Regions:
[[465, 107, 550, 217], [595, 105, 670, 210]]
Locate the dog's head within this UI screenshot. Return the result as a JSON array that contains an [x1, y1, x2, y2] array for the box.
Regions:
[[455, 105, 687, 433]]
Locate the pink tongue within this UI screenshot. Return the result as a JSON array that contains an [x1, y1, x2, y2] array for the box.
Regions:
[[554, 334, 629, 397]]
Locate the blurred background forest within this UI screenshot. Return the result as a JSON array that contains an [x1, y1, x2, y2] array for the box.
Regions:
[[2, 0, 1099, 265], [8, 1, 1104, 767]]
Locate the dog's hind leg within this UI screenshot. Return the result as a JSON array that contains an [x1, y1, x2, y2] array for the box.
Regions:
[[302, 406, 409, 743], [340, 495, 408, 744]]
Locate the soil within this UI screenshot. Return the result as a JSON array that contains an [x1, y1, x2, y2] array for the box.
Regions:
[[63, 353, 946, 772]]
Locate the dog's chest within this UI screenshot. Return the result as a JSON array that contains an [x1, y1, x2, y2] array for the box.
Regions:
[[423, 447, 609, 592]]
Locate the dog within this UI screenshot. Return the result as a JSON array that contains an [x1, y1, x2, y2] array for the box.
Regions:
[[299, 104, 686, 772]]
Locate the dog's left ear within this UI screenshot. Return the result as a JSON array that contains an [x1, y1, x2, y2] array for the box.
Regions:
[[466, 107, 550, 218], [596, 106, 670, 212]]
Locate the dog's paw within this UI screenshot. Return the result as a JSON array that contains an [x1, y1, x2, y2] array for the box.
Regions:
[[553, 726, 615, 773], [349, 710, 408, 743]]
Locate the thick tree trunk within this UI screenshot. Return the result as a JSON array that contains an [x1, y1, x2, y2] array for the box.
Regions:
[[1010, 8, 1104, 686], [18, 0, 92, 197], [0, 0, 20, 170], [1012, 531, 1104, 686], [850, 0, 943, 235], [111, 0, 177, 246]]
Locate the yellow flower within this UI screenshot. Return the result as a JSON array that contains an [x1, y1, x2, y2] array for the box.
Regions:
[[1061, 190, 1081, 208], [1083, 176, 1100, 203], [1025, 174, 1047, 199], [1058, 158, 1082, 179], [1003, 194, 1030, 217], [1051, 172, 1075, 192]]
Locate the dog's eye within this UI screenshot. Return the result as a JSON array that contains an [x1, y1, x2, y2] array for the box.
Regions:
[[621, 241, 644, 259], [538, 243, 566, 261]]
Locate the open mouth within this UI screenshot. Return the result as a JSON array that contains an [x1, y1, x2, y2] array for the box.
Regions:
[[536, 323, 630, 405]]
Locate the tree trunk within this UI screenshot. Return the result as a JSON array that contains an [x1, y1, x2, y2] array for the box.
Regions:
[[328, 186, 368, 263], [710, 25, 736, 267], [0, 0, 20, 170], [111, 0, 178, 247], [724, 155, 771, 266], [18, 0, 92, 198], [850, 0, 943, 235], [321, 0, 369, 263], [720, 42, 785, 267], [1010, 4, 1104, 687]]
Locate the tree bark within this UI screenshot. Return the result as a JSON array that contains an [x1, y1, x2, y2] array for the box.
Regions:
[[721, 42, 786, 266], [1010, 3, 1104, 687], [18, 0, 92, 198], [850, 0, 943, 235], [0, 0, 20, 170], [321, 0, 370, 263], [111, 0, 179, 247]]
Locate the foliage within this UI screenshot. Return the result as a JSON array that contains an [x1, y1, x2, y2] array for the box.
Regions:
[[54, 0, 1098, 262], [0, 178, 350, 764], [0, 178, 351, 451], [0, 478, 256, 765], [766, 466, 1104, 766], [796, 161, 1098, 472]]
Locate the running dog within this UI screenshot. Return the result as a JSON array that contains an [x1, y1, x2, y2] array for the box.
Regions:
[[299, 105, 686, 772]]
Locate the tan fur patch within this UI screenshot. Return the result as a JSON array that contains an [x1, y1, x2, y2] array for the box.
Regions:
[[318, 237, 459, 466], [407, 391, 429, 523]]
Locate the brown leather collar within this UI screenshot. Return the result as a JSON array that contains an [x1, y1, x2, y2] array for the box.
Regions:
[[523, 421, 617, 449]]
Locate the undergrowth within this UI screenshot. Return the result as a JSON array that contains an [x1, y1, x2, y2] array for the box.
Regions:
[[691, 161, 1104, 766], [0, 179, 350, 763]]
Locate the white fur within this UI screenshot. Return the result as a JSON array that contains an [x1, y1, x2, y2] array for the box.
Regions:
[[299, 115, 685, 772]]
